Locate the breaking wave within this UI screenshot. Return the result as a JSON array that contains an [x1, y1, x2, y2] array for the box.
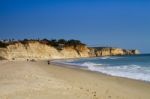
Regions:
[[55, 55, 150, 82], [75, 62, 150, 81]]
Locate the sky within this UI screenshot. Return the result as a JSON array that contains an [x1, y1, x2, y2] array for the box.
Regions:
[[0, 0, 150, 53]]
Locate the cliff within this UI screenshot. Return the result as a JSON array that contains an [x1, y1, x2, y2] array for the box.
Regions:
[[0, 41, 140, 60], [89, 47, 140, 57]]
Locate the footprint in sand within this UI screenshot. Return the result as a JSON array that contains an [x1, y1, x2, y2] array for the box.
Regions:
[[91, 91, 98, 99], [108, 95, 111, 99], [105, 89, 109, 94]]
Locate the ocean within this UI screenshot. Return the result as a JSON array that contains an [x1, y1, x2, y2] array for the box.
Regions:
[[56, 54, 150, 82]]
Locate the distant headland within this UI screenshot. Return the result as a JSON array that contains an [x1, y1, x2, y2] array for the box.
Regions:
[[0, 39, 140, 60]]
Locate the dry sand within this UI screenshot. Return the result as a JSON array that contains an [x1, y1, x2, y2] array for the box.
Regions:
[[0, 60, 150, 99]]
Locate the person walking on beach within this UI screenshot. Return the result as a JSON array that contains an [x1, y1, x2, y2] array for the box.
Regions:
[[47, 60, 51, 65]]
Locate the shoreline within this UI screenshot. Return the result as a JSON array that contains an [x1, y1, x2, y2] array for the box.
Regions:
[[0, 60, 150, 99], [1, 58, 150, 83], [51, 59, 150, 84], [41, 60, 150, 99], [52, 60, 150, 83]]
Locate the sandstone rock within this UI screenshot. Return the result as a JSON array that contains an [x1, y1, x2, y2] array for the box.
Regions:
[[0, 41, 140, 60]]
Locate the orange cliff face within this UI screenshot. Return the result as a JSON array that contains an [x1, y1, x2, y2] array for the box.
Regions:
[[0, 41, 140, 60]]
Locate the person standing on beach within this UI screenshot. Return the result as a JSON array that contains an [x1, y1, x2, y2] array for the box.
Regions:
[[47, 60, 50, 65]]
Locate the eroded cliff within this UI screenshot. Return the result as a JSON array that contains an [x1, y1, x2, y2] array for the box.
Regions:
[[0, 41, 140, 60]]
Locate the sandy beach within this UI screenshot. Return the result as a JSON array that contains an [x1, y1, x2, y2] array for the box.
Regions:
[[0, 60, 150, 99]]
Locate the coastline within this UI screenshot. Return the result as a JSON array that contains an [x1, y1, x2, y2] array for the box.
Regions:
[[51, 60, 150, 84], [0, 60, 150, 99]]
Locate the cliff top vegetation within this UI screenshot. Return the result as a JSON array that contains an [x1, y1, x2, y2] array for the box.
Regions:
[[0, 39, 85, 48]]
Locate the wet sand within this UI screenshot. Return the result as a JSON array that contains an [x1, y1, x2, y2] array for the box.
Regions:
[[0, 60, 150, 99]]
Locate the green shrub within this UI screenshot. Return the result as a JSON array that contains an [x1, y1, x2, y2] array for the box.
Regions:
[[0, 41, 8, 48]]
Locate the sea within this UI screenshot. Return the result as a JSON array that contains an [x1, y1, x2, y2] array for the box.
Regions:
[[55, 54, 150, 82]]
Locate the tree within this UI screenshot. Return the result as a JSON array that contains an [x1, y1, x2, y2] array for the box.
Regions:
[[0, 41, 8, 48], [58, 39, 67, 44], [67, 39, 82, 46], [49, 39, 58, 47]]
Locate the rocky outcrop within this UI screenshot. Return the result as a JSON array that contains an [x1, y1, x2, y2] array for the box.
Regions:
[[0, 41, 140, 60], [89, 47, 139, 57]]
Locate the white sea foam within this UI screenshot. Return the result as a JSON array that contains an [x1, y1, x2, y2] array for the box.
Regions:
[[72, 62, 150, 82], [54, 55, 150, 82], [100, 56, 121, 59]]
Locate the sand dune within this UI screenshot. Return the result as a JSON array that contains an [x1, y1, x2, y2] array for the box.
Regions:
[[0, 60, 150, 99]]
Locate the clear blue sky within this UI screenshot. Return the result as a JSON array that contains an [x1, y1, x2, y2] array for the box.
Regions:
[[0, 0, 150, 53]]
